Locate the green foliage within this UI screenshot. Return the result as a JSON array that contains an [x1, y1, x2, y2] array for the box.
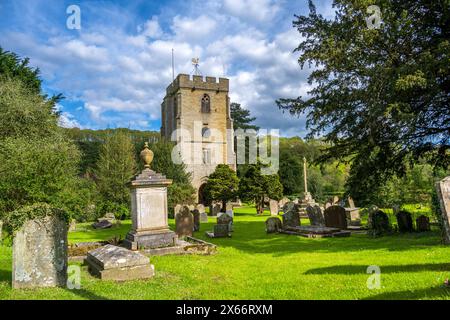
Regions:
[[239, 162, 283, 214], [96, 200, 130, 220], [0, 47, 43, 96], [204, 164, 239, 208], [230, 102, 259, 130], [278, 0, 450, 200], [3, 203, 69, 235], [93, 130, 137, 208], [167, 183, 196, 215], [0, 135, 81, 214]]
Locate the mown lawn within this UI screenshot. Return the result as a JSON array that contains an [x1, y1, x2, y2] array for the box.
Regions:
[[0, 205, 449, 300]]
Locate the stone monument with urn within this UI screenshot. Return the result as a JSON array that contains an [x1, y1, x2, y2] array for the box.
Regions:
[[124, 142, 177, 250]]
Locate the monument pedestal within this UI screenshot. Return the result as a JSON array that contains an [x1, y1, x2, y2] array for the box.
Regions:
[[124, 143, 177, 250]]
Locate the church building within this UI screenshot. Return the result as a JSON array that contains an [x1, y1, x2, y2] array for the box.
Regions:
[[160, 74, 236, 203]]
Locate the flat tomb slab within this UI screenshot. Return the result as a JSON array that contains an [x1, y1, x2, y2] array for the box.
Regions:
[[86, 245, 154, 281], [280, 226, 351, 238], [143, 237, 217, 256]]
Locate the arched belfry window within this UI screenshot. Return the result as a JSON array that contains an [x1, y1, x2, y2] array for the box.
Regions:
[[201, 94, 211, 113]]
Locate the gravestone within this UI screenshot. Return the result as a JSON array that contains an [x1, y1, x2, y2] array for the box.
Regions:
[[197, 204, 208, 223], [13, 215, 68, 289], [92, 219, 113, 229], [396, 210, 414, 233], [282, 202, 300, 229], [99, 212, 116, 223], [209, 203, 221, 216], [226, 202, 233, 211], [124, 143, 177, 250], [416, 215, 430, 232], [86, 245, 154, 281], [269, 199, 279, 216], [174, 204, 182, 216], [367, 205, 379, 229], [324, 205, 347, 230], [192, 209, 200, 232], [213, 224, 230, 238], [266, 217, 282, 233], [368, 210, 391, 236], [306, 205, 325, 227], [436, 176, 450, 244], [217, 211, 233, 232], [175, 206, 194, 238], [279, 197, 290, 208]]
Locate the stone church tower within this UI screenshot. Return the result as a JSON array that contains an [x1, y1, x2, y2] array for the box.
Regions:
[[161, 74, 236, 203]]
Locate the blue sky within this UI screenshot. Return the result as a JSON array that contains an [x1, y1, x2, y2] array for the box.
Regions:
[[0, 0, 334, 136]]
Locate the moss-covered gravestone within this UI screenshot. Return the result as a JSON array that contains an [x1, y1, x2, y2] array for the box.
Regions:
[[306, 205, 325, 227], [175, 206, 194, 238], [282, 202, 300, 229], [368, 210, 392, 237], [324, 205, 347, 230], [8, 203, 69, 289], [265, 217, 282, 233], [396, 211, 414, 233]]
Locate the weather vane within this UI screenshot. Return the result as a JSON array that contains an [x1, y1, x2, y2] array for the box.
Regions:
[[191, 57, 201, 76]]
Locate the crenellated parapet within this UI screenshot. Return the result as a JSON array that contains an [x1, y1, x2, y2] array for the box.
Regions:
[[166, 74, 229, 95]]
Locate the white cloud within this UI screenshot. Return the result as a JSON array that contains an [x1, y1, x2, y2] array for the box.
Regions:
[[0, 0, 327, 135]]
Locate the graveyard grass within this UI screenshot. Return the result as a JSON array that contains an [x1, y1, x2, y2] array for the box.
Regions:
[[1, 205, 450, 300]]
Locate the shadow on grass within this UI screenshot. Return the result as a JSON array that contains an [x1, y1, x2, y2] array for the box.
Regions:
[[66, 287, 109, 300], [0, 268, 11, 285], [194, 220, 444, 256], [304, 263, 450, 275], [363, 286, 450, 300]]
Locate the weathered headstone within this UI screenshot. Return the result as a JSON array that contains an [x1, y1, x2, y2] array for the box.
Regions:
[[92, 219, 113, 229], [13, 215, 68, 289], [213, 224, 230, 238], [226, 202, 233, 211], [192, 209, 200, 232], [368, 210, 391, 236], [416, 215, 430, 232], [209, 203, 221, 216], [396, 210, 414, 233], [282, 202, 300, 229], [197, 204, 208, 222], [175, 206, 194, 238], [324, 205, 347, 230], [279, 197, 290, 208], [218, 211, 233, 232], [269, 199, 279, 216], [86, 245, 154, 281], [265, 217, 282, 233], [174, 204, 182, 216], [436, 176, 450, 244], [306, 205, 325, 227]]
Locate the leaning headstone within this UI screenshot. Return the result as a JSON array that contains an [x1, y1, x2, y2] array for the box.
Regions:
[[282, 202, 300, 229], [266, 217, 282, 233], [192, 209, 200, 232], [175, 206, 194, 238], [306, 205, 325, 227], [269, 199, 279, 216], [368, 210, 391, 237], [436, 176, 450, 244], [416, 215, 431, 232], [324, 205, 347, 230], [86, 245, 154, 281], [13, 214, 68, 289], [396, 210, 414, 233]]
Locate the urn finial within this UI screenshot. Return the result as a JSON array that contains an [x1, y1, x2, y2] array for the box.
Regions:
[[140, 142, 154, 169]]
